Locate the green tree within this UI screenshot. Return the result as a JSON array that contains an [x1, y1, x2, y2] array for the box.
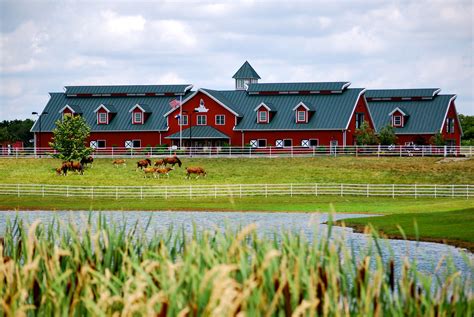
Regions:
[[0, 119, 34, 146], [429, 132, 445, 146], [459, 114, 474, 145], [378, 125, 397, 145], [49, 115, 93, 161], [354, 121, 379, 145]]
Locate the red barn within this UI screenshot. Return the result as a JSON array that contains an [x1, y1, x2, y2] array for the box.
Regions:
[[31, 62, 461, 149]]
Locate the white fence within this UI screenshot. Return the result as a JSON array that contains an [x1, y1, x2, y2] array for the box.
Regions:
[[1, 145, 473, 159], [0, 183, 471, 199]]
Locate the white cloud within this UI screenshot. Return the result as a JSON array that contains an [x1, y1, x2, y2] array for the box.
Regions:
[[101, 10, 146, 35]]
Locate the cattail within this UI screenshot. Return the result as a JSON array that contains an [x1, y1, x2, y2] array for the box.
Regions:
[[388, 259, 395, 291], [282, 281, 291, 317], [157, 300, 168, 317]]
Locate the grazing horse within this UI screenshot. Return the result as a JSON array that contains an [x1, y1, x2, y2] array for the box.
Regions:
[[60, 161, 84, 176], [136, 158, 152, 170], [143, 167, 157, 178], [80, 156, 94, 168], [112, 159, 126, 167], [185, 166, 207, 179], [163, 156, 182, 168], [155, 167, 174, 178], [154, 159, 165, 167]]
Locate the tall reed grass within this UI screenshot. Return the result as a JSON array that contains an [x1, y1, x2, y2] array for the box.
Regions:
[[0, 215, 472, 316]]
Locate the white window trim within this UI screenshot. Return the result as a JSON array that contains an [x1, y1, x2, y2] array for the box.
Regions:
[[133, 111, 143, 124], [90, 140, 98, 149], [283, 139, 292, 148], [98, 112, 108, 124], [258, 110, 268, 123], [132, 139, 141, 148], [301, 139, 309, 147], [180, 114, 188, 126], [97, 140, 106, 148], [297, 110, 306, 123], [392, 115, 402, 127], [215, 114, 225, 125], [355, 112, 365, 129], [257, 139, 267, 148], [197, 115, 207, 126]]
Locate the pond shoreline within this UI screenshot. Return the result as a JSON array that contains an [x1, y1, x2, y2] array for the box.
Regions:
[[334, 221, 474, 253]]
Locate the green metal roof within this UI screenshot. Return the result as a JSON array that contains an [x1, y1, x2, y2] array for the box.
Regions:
[[63, 104, 82, 113], [65, 85, 193, 96], [365, 88, 440, 99], [367, 95, 455, 134], [202, 88, 364, 130], [166, 126, 229, 139], [31, 91, 194, 132], [247, 82, 350, 93], [232, 61, 261, 79]]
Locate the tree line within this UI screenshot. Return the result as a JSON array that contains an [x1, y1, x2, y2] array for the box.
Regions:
[[0, 119, 34, 146]]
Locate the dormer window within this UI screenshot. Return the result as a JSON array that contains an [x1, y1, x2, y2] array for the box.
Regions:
[[292, 101, 312, 124], [254, 102, 273, 124], [133, 112, 143, 124], [98, 112, 108, 124], [389, 107, 407, 128]]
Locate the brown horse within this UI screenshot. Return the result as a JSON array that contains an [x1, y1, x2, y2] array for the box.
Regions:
[[80, 156, 94, 168], [112, 159, 126, 167], [136, 158, 152, 170], [59, 161, 84, 176], [185, 166, 206, 179], [163, 156, 182, 168], [155, 167, 174, 178], [143, 167, 157, 178], [154, 159, 165, 167]]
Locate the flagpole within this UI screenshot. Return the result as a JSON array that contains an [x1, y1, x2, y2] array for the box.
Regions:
[[179, 95, 182, 149]]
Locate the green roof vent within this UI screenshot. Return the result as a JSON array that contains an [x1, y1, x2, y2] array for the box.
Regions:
[[232, 61, 261, 91]]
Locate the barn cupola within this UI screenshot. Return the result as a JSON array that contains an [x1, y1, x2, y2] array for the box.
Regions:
[[232, 61, 261, 90]]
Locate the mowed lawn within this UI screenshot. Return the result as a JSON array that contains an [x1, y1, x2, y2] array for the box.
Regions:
[[0, 156, 472, 186]]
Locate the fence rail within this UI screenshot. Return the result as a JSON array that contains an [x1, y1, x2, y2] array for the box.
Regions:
[[1, 145, 473, 159], [0, 183, 471, 199]]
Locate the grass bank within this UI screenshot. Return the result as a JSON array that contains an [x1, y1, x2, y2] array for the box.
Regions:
[[0, 157, 472, 185], [0, 217, 471, 315], [339, 208, 474, 251]]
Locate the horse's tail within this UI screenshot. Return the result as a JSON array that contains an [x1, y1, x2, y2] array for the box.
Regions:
[[177, 157, 182, 167]]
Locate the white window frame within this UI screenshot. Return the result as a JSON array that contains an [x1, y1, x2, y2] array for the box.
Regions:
[[446, 118, 454, 133], [215, 114, 225, 125], [258, 111, 268, 123], [355, 112, 364, 129], [392, 115, 402, 127], [275, 140, 283, 148], [133, 111, 143, 124], [309, 139, 319, 147], [257, 139, 267, 148], [236, 79, 245, 89], [197, 115, 207, 126], [98, 112, 108, 124], [132, 139, 141, 148], [297, 110, 306, 123], [97, 140, 106, 148], [283, 139, 292, 148], [179, 115, 188, 126]]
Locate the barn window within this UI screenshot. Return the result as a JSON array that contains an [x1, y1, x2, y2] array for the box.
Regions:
[[197, 115, 207, 125], [133, 112, 143, 124], [297, 110, 306, 123], [392, 115, 402, 127], [215, 115, 225, 125], [97, 140, 106, 148], [132, 140, 141, 148], [446, 118, 455, 133], [98, 112, 108, 124], [283, 139, 292, 147], [309, 139, 319, 147], [355, 113, 364, 129], [258, 111, 268, 123], [179, 115, 188, 126], [257, 139, 267, 148]]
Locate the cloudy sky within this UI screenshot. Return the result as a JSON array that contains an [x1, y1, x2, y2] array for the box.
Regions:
[[1, 0, 473, 120]]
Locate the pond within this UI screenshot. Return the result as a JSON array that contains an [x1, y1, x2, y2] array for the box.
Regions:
[[0, 210, 472, 280]]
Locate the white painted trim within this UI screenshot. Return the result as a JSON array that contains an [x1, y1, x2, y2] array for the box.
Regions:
[[432, 88, 441, 96], [184, 84, 193, 93], [342, 82, 351, 90], [129, 104, 147, 113], [97, 112, 108, 125], [58, 105, 76, 113], [292, 101, 310, 111], [257, 139, 267, 148], [233, 128, 346, 131], [93, 104, 111, 113], [388, 107, 407, 116], [132, 111, 143, 125], [257, 110, 269, 123], [344, 89, 366, 130], [254, 102, 272, 112], [296, 110, 307, 123], [439, 95, 457, 133]]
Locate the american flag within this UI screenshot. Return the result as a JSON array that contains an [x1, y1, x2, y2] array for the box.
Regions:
[[169, 99, 181, 109]]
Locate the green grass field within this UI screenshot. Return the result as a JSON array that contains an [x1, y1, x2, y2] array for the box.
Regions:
[[0, 156, 472, 185], [1, 157, 473, 249]]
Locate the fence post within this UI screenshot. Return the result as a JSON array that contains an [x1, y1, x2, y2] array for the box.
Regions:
[[467, 184, 469, 199], [414, 184, 417, 199], [444, 146, 447, 157], [434, 184, 437, 198], [215, 185, 217, 198], [367, 184, 369, 197], [112, 147, 114, 158], [165, 186, 168, 199], [340, 184, 343, 196], [240, 184, 242, 198], [452, 185, 454, 198], [399, 146, 402, 157], [355, 145, 358, 158], [291, 147, 293, 158], [269, 147, 272, 158], [229, 147, 231, 158], [315, 183, 318, 196], [91, 186, 94, 199], [377, 144, 380, 158], [290, 184, 293, 197], [265, 184, 268, 198]]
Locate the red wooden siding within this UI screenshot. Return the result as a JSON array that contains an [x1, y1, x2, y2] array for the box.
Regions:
[[440, 100, 462, 146], [346, 95, 374, 145]]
